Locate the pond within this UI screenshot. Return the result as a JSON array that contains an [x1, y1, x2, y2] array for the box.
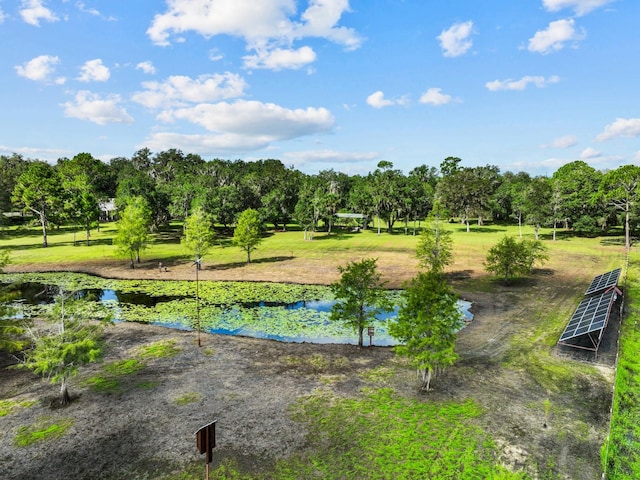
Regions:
[[2, 274, 473, 346]]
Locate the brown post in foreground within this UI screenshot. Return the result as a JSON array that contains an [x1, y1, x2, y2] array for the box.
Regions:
[[195, 420, 217, 480]]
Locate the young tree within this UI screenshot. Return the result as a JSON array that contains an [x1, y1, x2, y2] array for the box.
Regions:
[[15, 292, 112, 405], [182, 206, 215, 269], [329, 258, 391, 347], [389, 271, 464, 390], [484, 236, 547, 285], [415, 202, 453, 273], [11, 161, 64, 247], [233, 208, 263, 263], [114, 196, 152, 269]]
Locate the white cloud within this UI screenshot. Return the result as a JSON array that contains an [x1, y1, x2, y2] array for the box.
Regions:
[[419, 87, 453, 106], [62, 91, 133, 125], [76, 2, 100, 16], [14, 54, 65, 83], [581, 147, 601, 158], [542, 0, 615, 16], [162, 100, 334, 139], [144, 131, 272, 154], [366, 91, 394, 109], [0, 7, 6, 23], [132, 73, 247, 109], [437, 21, 474, 58], [548, 135, 578, 148], [144, 101, 335, 155], [596, 118, 640, 141], [485, 75, 560, 91], [243, 46, 317, 70], [136, 61, 157, 75], [146, 0, 362, 71], [20, 0, 59, 26], [77, 59, 110, 82], [281, 149, 379, 168], [528, 19, 586, 54]]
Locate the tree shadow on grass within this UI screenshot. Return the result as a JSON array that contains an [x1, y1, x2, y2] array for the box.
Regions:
[[206, 256, 295, 271]]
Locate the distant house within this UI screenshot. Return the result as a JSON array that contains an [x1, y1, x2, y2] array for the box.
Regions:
[[99, 198, 117, 222]]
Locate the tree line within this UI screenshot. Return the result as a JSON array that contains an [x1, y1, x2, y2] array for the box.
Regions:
[[2, 150, 639, 250]]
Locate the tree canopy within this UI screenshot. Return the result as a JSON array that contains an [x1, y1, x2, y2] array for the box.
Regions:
[[233, 208, 263, 263], [329, 258, 391, 347], [389, 271, 463, 390]]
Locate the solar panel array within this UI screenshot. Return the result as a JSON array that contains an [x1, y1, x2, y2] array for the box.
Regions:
[[559, 289, 617, 343], [585, 268, 621, 296]]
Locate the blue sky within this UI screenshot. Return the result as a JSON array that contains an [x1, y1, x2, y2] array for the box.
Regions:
[[1, 0, 639, 175]]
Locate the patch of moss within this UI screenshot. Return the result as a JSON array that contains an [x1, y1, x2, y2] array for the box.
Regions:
[[14, 417, 74, 447]]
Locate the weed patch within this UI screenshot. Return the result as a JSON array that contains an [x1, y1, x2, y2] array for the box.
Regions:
[[0, 399, 35, 417], [14, 417, 74, 447]]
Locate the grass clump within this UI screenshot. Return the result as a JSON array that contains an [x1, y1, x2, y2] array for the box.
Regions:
[[14, 417, 74, 447], [174, 392, 202, 406], [0, 399, 36, 417], [137, 340, 181, 359], [84, 359, 146, 393]]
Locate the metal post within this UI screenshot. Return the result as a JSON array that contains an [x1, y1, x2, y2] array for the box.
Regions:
[[195, 257, 201, 347]]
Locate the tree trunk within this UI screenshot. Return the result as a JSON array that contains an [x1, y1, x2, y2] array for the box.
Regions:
[[625, 204, 631, 252], [420, 368, 432, 391], [60, 379, 70, 405], [40, 211, 48, 247], [247, 248, 251, 264], [358, 326, 364, 347]]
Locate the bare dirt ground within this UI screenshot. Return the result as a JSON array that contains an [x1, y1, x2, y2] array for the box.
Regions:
[[0, 258, 618, 479]]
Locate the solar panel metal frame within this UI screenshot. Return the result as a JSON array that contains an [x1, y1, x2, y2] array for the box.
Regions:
[[557, 288, 619, 352], [585, 268, 621, 296]]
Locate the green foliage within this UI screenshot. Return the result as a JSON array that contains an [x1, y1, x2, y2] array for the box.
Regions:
[[136, 340, 180, 359], [0, 251, 29, 353], [389, 271, 463, 390], [484, 235, 548, 285], [604, 264, 640, 478], [14, 417, 74, 447], [233, 208, 263, 263], [330, 258, 392, 347], [15, 293, 112, 405], [283, 388, 522, 479], [0, 399, 35, 417], [114, 196, 152, 268], [182, 206, 215, 264], [415, 207, 453, 273], [11, 161, 64, 247]]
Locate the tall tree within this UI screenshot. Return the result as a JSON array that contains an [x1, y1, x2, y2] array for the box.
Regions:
[[57, 153, 108, 245], [329, 258, 391, 347], [15, 291, 112, 405], [114, 196, 152, 268], [182, 206, 215, 268], [551, 161, 603, 235], [523, 176, 552, 240], [0, 153, 30, 216], [233, 208, 263, 263], [389, 271, 463, 390], [371, 161, 405, 234], [599, 164, 640, 252], [12, 161, 64, 247]]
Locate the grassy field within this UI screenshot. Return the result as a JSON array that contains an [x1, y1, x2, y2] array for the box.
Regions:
[[1, 219, 635, 479]]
